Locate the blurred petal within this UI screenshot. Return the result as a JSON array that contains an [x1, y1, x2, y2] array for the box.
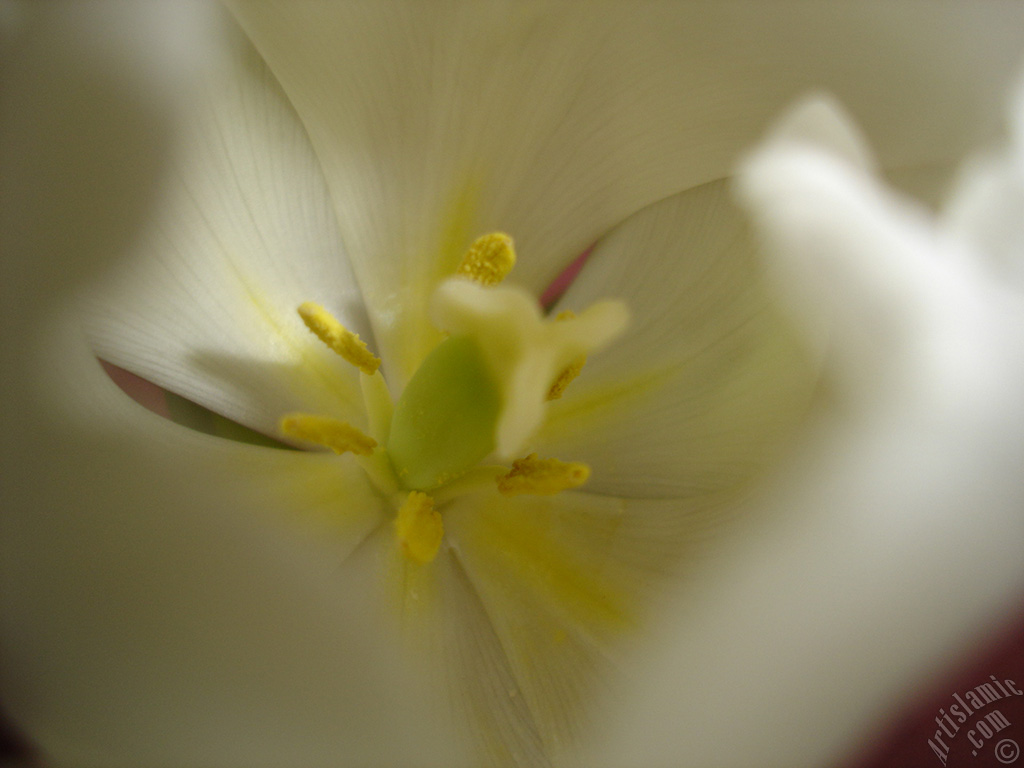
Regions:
[[584, 93, 1024, 768], [534, 180, 817, 499], [758, 92, 875, 173], [84, 13, 369, 437], [229, 1, 1024, 384], [944, 79, 1024, 286], [0, 1, 192, 304], [589, 403, 1024, 768], [737, 97, 1012, 410]]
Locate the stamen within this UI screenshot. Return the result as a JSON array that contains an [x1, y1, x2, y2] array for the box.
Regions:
[[279, 413, 377, 456], [297, 302, 381, 375], [496, 453, 590, 496], [395, 491, 444, 565], [547, 311, 586, 400], [360, 370, 394, 444], [456, 232, 516, 286], [432, 465, 505, 505]]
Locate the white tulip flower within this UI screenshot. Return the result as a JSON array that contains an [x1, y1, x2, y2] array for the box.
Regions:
[[2, 3, 1023, 768]]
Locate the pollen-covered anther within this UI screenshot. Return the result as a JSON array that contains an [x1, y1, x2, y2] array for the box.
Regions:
[[395, 491, 444, 565], [297, 301, 380, 375], [496, 453, 591, 496], [279, 413, 377, 456], [456, 232, 516, 286], [547, 311, 586, 400]]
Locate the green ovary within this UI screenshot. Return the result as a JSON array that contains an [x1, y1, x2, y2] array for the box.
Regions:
[[386, 334, 501, 490]]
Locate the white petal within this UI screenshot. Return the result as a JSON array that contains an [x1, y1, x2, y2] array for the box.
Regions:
[[534, 179, 818, 498], [586, 390, 1024, 768], [736, 97, 1010, 412], [228, 1, 1024, 383], [3, 5, 454, 746], [944, 78, 1024, 286], [584, 92, 1024, 768], [374, 488, 730, 766], [759, 92, 876, 174], [1, 1, 203, 299], [2, 310, 461, 767], [83, 12, 369, 437]]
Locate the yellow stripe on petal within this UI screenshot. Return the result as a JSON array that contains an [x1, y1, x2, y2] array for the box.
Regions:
[[496, 453, 590, 496], [395, 491, 444, 565], [280, 413, 377, 456], [297, 302, 381, 375], [456, 232, 516, 286]]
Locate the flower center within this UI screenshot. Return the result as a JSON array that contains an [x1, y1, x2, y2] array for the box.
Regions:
[[279, 233, 627, 565]]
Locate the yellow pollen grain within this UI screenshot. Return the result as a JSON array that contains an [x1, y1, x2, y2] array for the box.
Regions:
[[297, 302, 380, 375], [547, 311, 586, 400], [497, 453, 591, 496], [395, 491, 444, 565], [456, 232, 516, 286], [279, 413, 377, 456]]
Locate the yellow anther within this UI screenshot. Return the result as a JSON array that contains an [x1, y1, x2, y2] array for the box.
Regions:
[[395, 491, 444, 565], [496, 453, 590, 496], [547, 357, 585, 400], [279, 413, 377, 456], [547, 310, 586, 400], [297, 302, 380, 375], [456, 232, 516, 286]]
